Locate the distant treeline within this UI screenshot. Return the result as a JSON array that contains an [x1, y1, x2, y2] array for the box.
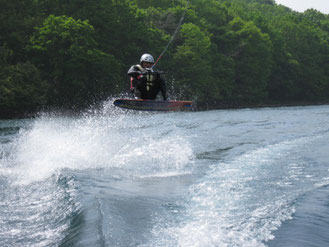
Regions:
[[1, 0, 329, 117]]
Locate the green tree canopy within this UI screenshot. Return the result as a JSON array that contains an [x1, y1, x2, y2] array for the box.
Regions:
[[0, 45, 47, 117], [1, 0, 329, 117], [30, 14, 120, 107]]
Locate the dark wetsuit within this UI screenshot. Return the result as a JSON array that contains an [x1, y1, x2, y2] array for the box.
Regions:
[[127, 64, 167, 100]]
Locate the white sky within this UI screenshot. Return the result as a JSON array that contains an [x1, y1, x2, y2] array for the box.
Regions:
[[275, 0, 329, 14]]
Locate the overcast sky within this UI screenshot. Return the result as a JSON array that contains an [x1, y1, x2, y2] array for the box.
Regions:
[[275, 0, 329, 14]]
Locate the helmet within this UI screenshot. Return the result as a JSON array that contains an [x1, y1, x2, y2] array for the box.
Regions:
[[140, 53, 154, 64]]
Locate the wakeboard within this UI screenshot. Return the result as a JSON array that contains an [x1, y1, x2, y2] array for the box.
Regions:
[[113, 99, 193, 111]]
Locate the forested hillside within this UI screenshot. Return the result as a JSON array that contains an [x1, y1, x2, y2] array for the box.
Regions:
[[1, 0, 329, 117]]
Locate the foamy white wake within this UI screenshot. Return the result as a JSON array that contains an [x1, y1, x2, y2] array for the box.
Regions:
[[144, 135, 325, 247], [3, 108, 193, 185]]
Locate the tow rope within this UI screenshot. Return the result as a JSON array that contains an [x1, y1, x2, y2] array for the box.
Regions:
[[152, 0, 190, 69]]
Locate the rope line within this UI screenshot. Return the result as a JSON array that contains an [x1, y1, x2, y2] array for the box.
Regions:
[[152, 0, 189, 68]]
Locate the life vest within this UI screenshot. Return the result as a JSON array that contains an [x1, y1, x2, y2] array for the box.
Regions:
[[130, 65, 156, 92]]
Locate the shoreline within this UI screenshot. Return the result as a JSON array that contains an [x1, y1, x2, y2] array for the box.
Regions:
[[1, 101, 329, 120], [196, 100, 329, 111]]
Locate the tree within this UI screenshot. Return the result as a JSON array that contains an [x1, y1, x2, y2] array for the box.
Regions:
[[276, 19, 329, 100], [1, 0, 329, 117], [30, 14, 120, 107], [227, 17, 272, 103], [172, 23, 216, 101], [0, 0, 41, 63], [0, 45, 48, 117]]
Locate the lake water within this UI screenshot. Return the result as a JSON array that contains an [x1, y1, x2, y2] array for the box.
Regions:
[[1, 102, 329, 246]]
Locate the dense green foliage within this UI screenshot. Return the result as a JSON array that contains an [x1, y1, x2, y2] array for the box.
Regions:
[[1, 0, 329, 116]]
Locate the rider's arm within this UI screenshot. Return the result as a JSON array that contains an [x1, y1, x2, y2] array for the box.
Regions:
[[127, 65, 142, 79]]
